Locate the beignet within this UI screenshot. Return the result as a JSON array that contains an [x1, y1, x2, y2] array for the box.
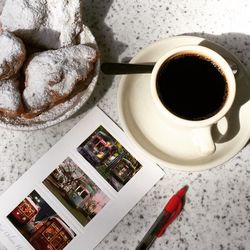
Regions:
[[23, 44, 97, 115], [0, 78, 24, 117], [0, 31, 26, 80], [0, 0, 83, 49]]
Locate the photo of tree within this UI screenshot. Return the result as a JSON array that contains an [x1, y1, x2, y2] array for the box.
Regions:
[[7, 190, 76, 250], [43, 157, 110, 226], [77, 126, 143, 191]]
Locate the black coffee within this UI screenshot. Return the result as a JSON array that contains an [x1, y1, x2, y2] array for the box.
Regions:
[[156, 54, 228, 120]]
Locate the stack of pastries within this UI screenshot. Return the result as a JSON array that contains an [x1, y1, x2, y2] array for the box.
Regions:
[[0, 0, 98, 119]]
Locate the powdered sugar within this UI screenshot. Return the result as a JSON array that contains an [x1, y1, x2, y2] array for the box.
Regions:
[[47, 0, 82, 48], [23, 44, 97, 112], [0, 78, 22, 112], [0, 31, 26, 80], [0, 0, 83, 49]]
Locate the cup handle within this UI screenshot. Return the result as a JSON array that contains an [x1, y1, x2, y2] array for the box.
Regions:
[[191, 127, 215, 156]]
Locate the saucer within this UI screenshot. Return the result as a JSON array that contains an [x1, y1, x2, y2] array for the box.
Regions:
[[118, 35, 250, 171]]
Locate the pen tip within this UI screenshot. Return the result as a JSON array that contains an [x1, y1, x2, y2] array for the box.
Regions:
[[177, 185, 188, 198]]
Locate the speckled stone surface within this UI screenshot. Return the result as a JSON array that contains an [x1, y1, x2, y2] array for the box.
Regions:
[[1, 0, 250, 249]]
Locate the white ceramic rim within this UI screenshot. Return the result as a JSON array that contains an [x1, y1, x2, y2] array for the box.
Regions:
[[150, 45, 236, 128]]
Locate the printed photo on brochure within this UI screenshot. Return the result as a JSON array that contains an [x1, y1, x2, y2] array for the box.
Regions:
[[43, 157, 110, 226], [77, 125, 143, 191], [7, 190, 76, 250]]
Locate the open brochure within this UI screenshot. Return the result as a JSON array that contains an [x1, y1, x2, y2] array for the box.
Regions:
[[0, 107, 164, 250]]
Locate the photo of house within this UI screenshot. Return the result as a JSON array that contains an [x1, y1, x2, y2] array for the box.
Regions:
[[77, 126, 143, 191], [43, 157, 110, 226], [7, 190, 75, 250]]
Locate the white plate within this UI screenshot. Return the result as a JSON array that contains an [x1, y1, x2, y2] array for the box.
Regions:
[[0, 24, 100, 130], [118, 36, 250, 171]]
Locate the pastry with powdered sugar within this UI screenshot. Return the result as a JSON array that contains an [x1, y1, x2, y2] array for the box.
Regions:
[[23, 44, 98, 117], [0, 0, 83, 49], [0, 31, 26, 80], [0, 77, 24, 117]]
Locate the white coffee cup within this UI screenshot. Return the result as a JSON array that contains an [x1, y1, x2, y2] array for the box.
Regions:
[[150, 45, 236, 156]]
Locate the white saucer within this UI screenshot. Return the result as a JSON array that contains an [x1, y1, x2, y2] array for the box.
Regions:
[[118, 35, 250, 171]]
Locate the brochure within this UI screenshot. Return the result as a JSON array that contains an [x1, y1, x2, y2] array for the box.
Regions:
[[0, 107, 164, 250]]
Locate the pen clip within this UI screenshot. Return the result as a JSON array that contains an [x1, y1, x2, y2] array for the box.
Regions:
[[156, 200, 183, 237]]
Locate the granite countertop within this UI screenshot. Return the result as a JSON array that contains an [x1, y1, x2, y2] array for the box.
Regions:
[[1, 0, 250, 249]]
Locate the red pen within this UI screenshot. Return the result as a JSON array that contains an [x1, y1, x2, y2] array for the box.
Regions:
[[136, 186, 188, 250]]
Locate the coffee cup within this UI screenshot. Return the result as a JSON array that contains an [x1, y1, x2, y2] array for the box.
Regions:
[[150, 45, 236, 156]]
